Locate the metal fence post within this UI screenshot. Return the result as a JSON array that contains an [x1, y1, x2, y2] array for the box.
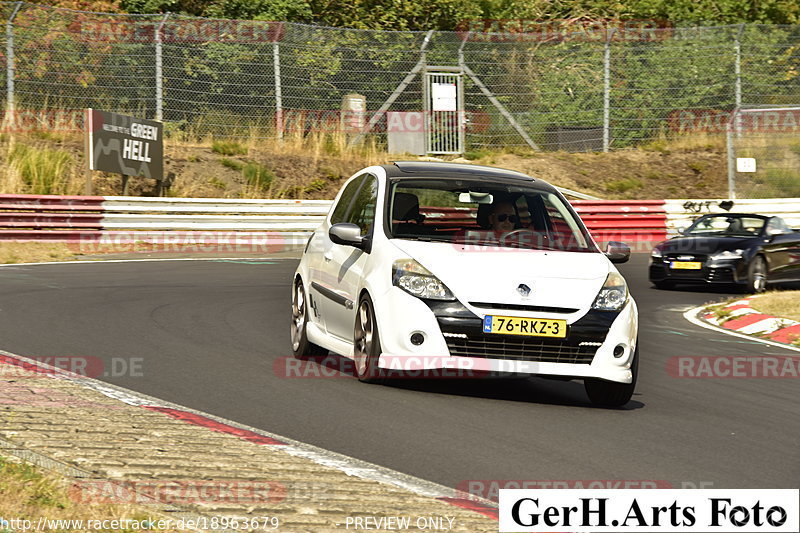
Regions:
[[734, 24, 744, 110], [726, 114, 736, 199], [733, 24, 745, 140], [603, 29, 614, 153], [4, 2, 23, 128], [155, 13, 169, 122], [274, 40, 283, 139]]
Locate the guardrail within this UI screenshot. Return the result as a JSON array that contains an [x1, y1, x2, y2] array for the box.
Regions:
[[0, 194, 796, 252]]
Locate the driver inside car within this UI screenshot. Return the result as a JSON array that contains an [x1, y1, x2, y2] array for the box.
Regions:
[[488, 201, 518, 237]]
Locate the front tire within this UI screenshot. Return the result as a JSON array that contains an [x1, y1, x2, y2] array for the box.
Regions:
[[291, 278, 327, 358], [353, 294, 385, 384], [745, 256, 767, 294], [584, 345, 638, 408]]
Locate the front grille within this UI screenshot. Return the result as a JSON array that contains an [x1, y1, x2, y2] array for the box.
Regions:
[[445, 334, 597, 364], [469, 302, 578, 314], [708, 267, 735, 282], [664, 254, 709, 262], [661, 255, 707, 278]]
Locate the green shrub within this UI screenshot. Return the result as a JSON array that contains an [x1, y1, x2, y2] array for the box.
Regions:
[[211, 141, 247, 156], [9, 144, 72, 195], [605, 178, 644, 193], [219, 158, 244, 171], [243, 162, 275, 189]]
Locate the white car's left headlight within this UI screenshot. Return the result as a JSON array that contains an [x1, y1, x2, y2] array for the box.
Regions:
[[591, 272, 629, 311], [710, 249, 744, 260], [392, 259, 455, 300]]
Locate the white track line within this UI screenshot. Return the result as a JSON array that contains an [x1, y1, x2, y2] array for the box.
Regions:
[[683, 305, 800, 354], [0, 349, 495, 509]]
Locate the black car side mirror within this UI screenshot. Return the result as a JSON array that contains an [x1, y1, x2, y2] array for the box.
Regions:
[[605, 241, 631, 264], [329, 223, 367, 250]]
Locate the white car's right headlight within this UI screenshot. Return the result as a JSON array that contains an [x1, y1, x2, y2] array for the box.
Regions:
[[591, 272, 629, 311], [392, 259, 455, 300]]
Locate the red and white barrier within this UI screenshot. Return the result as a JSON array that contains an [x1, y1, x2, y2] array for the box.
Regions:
[[2, 194, 795, 252]]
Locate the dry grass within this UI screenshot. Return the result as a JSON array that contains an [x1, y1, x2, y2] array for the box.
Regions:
[[0, 454, 181, 532], [638, 132, 727, 153], [0, 242, 79, 264], [1, 116, 734, 199], [749, 290, 800, 322]]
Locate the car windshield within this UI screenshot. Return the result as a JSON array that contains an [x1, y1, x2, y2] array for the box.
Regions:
[[387, 179, 596, 252], [685, 215, 765, 237]]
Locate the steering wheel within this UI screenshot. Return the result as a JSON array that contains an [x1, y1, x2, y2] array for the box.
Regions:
[[500, 228, 546, 248]]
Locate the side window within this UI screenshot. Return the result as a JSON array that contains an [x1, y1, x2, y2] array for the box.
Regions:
[[347, 174, 378, 235], [330, 175, 365, 225], [766, 217, 789, 234]]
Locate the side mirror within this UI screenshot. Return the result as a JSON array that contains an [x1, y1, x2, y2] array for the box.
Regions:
[[329, 223, 366, 249], [605, 241, 631, 264]]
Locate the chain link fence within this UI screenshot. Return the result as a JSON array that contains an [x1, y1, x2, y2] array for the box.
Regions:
[[1, 2, 799, 161], [727, 107, 800, 198]]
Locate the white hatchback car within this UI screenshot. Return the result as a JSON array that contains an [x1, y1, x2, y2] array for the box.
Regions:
[[291, 162, 638, 407]]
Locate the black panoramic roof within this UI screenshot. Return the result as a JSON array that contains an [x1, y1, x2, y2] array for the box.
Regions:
[[696, 213, 770, 220], [384, 161, 536, 182]]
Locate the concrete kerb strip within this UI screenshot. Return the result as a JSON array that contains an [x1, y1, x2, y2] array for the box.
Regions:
[[0, 349, 498, 532], [684, 299, 800, 354]]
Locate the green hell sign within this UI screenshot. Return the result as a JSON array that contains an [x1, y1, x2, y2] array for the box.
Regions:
[[86, 109, 163, 180]]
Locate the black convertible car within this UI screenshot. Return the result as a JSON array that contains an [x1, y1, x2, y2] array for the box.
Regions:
[[649, 213, 800, 292]]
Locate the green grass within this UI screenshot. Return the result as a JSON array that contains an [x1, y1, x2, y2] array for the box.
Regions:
[[9, 144, 72, 195], [464, 149, 493, 161], [304, 178, 327, 192], [605, 178, 644, 193], [243, 162, 275, 189], [211, 140, 247, 156], [219, 157, 244, 171]]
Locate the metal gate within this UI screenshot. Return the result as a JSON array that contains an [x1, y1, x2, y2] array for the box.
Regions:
[[423, 69, 464, 155]]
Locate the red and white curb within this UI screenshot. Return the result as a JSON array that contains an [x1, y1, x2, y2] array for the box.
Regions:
[[0, 349, 498, 521], [685, 298, 800, 353]]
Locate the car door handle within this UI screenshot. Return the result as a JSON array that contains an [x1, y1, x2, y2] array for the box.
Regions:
[[323, 252, 333, 262]]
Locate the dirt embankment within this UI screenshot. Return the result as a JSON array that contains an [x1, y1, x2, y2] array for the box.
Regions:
[[1, 133, 727, 200]]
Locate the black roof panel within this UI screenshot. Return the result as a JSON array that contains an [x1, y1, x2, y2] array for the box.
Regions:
[[385, 161, 535, 182]]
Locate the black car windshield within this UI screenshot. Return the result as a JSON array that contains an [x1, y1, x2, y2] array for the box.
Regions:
[[685, 215, 766, 237], [387, 179, 596, 252]]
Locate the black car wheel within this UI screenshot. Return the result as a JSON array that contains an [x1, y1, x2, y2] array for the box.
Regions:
[[584, 345, 638, 408], [353, 294, 386, 384], [745, 256, 768, 294], [291, 278, 327, 358]]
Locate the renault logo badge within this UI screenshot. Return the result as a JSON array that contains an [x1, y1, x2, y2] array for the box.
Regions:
[[517, 284, 532, 298]]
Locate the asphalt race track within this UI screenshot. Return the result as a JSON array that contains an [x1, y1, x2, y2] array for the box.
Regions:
[[0, 254, 797, 491]]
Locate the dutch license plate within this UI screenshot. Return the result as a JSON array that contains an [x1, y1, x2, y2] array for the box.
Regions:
[[482, 315, 567, 338], [670, 261, 702, 270]]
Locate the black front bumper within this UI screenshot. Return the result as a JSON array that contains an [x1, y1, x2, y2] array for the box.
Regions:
[[423, 299, 618, 365], [649, 258, 747, 284]]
